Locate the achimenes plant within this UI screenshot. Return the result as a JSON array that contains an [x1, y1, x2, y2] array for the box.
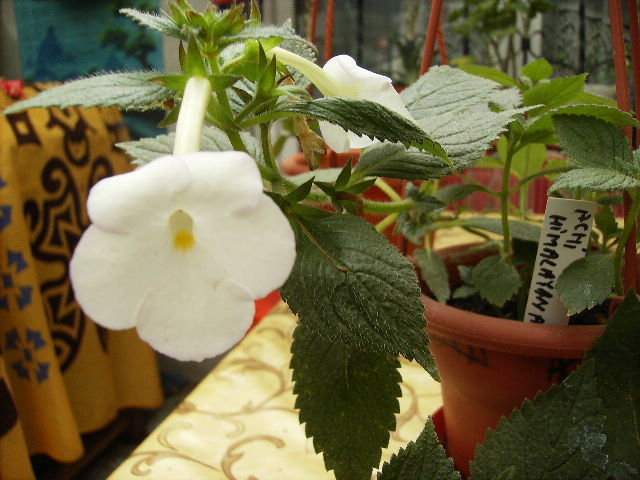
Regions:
[[409, 58, 640, 320], [5, 2, 638, 479]]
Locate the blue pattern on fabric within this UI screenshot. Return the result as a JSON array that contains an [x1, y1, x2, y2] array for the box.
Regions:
[[4, 327, 50, 383]]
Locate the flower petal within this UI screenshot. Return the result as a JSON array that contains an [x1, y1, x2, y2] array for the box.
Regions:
[[319, 120, 352, 153], [179, 151, 264, 213], [70, 225, 166, 330], [194, 195, 296, 299], [88, 155, 192, 233], [136, 265, 255, 361]]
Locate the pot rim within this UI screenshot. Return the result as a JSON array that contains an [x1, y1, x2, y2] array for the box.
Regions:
[[423, 242, 606, 358]]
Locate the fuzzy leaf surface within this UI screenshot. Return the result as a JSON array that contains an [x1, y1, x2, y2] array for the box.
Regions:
[[557, 253, 614, 314], [4, 72, 173, 113], [401, 66, 505, 119], [554, 115, 638, 176], [472, 360, 608, 480], [291, 323, 401, 480], [280, 214, 438, 381], [529, 105, 640, 135], [377, 418, 460, 480], [472, 255, 521, 307], [277, 98, 447, 160], [120, 8, 184, 39], [457, 64, 518, 87], [117, 126, 262, 164], [551, 168, 640, 192], [414, 249, 450, 303], [224, 24, 316, 51], [354, 144, 450, 181], [585, 292, 640, 480]]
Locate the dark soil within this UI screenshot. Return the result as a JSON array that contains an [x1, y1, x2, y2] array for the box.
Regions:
[[447, 294, 609, 325]]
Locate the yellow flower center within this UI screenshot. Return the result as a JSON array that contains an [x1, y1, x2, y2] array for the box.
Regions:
[[169, 209, 195, 251]]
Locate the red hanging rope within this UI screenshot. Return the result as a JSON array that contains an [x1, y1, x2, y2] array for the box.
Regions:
[[628, 0, 640, 130], [421, 0, 445, 74], [308, 0, 320, 45], [436, 23, 448, 65], [324, 0, 336, 63], [609, 0, 638, 292]]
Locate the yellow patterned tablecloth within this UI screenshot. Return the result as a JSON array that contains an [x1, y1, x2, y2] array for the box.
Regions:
[[108, 303, 443, 480]]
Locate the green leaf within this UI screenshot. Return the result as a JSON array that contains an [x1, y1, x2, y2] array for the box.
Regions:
[[554, 115, 638, 175], [594, 205, 621, 240], [529, 105, 640, 135], [557, 253, 614, 314], [520, 58, 553, 83], [291, 323, 401, 480], [120, 8, 185, 39], [585, 291, 640, 480], [335, 159, 353, 190], [280, 214, 439, 381], [117, 126, 262, 164], [377, 418, 460, 480], [551, 168, 640, 193], [285, 178, 315, 203], [573, 91, 618, 107], [401, 65, 512, 119], [457, 64, 519, 88], [472, 360, 608, 480], [414, 249, 451, 303], [4, 72, 174, 113], [186, 38, 207, 76], [523, 74, 588, 115], [511, 143, 547, 180], [277, 98, 448, 161], [434, 184, 485, 203], [472, 255, 521, 307], [452, 284, 477, 299], [462, 217, 542, 242], [223, 24, 316, 54], [285, 168, 345, 186], [354, 144, 451, 181], [490, 467, 518, 480]]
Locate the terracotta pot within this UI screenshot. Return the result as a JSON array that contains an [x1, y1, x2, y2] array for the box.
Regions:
[[423, 243, 606, 478]]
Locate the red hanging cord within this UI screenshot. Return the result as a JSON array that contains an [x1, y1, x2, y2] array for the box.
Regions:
[[628, 0, 640, 128], [609, 0, 638, 292], [324, 0, 336, 63], [421, 0, 445, 74], [308, 0, 320, 45], [436, 23, 448, 65]]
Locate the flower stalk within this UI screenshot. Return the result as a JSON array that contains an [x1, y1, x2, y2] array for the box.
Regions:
[[173, 76, 213, 155]]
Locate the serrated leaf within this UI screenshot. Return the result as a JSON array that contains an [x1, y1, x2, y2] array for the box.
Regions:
[[554, 115, 638, 176], [344, 178, 377, 195], [585, 291, 640, 480], [574, 91, 618, 107], [414, 249, 450, 303], [401, 65, 509, 119], [458, 64, 519, 87], [354, 144, 451, 181], [117, 126, 262, 164], [557, 253, 614, 314], [472, 255, 521, 307], [594, 205, 621, 239], [524, 74, 587, 115], [335, 159, 353, 190], [418, 108, 529, 170], [223, 24, 317, 54], [529, 105, 640, 135], [472, 360, 607, 480], [434, 184, 485, 203], [551, 168, 640, 192], [462, 217, 541, 242], [120, 8, 185, 39], [280, 214, 439, 381], [377, 418, 460, 480], [4, 72, 174, 113], [291, 323, 401, 480], [277, 98, 448, 161], [285, 178, 315, 203], [520, 58, 553, 83]]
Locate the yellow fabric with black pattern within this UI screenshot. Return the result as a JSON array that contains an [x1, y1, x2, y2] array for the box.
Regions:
[[0, 81, 163, 479]]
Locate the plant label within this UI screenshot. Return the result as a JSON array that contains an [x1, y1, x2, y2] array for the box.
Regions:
[[524, 197, 597, 325]]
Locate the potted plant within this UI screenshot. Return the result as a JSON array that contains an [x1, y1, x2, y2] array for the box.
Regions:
[[5, 2, 638, 479]]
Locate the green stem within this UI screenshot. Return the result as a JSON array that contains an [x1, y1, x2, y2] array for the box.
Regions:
[[363, 198, 414, 214], [210, 60, 248, 153], [375, 178, 402, 201], [500, 141, 516, 260], [376, 213, 399, 233], [614, 189, 640, 295], [259, 123, 284, 191]]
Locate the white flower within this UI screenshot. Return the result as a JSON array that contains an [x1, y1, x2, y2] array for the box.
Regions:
[[270, 48, 414, 153], [70, 151, 296, 361]]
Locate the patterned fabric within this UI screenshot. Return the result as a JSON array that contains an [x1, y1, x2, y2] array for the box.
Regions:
[[107, 303, 443, 480], [0, 81, 163, 479]]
